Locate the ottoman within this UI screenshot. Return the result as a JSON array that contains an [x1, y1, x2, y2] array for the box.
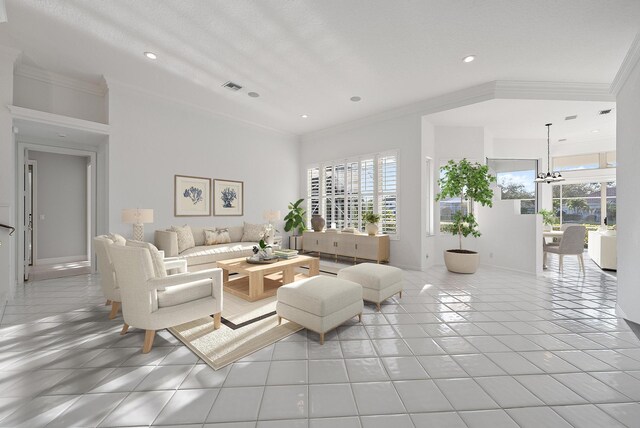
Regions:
[[338, 263, 403, 311], [276, 276, 363, 344]]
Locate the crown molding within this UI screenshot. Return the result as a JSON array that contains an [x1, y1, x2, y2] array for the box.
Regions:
[[494, 81, 613, 101], [611, 31, 640, 95], [104, 76, 297, 139], [0, 45, 21, 62], [8, 105, 110, 135], [303, 80, 612, 141], [14, 64, 107, 97]]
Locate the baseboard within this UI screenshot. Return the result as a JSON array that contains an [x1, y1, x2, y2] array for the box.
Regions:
[[36, 255, 88, 265]]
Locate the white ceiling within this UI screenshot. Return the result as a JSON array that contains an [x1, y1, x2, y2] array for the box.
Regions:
[[0, 0, 639, 135], [425, 99, 617, 144]]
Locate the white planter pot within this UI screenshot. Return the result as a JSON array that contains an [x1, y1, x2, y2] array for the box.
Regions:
[[444, 250, 480, 274], [365, 223, 379, 236]]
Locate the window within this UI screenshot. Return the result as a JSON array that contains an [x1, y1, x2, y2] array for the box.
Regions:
[[553, 153, 600, 172], [553, 183, 602, 227], [487, 159, 538, 214], [606, 181, 616, 226], [606, 151, 617, 168], [307, 151, 399, 236]]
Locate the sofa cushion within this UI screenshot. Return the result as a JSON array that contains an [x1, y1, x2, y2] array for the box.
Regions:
[[190, 226, 206, 246], [125, 240, 167, 278], [171, 225, 196, 253], [204, 228, 231, 245], [228, 226, 244, 243], [277, 276, 363, 316], [157, 278, 212, 308], [242, 222, 267, 242], [179, 242, 257, 266]]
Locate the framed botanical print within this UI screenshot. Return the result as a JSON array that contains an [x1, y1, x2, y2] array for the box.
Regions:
[[213, 179, 244, 216], [174, 175, 211, 216]]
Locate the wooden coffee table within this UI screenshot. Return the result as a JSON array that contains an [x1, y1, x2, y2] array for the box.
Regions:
[[217, 255, 320, 302]]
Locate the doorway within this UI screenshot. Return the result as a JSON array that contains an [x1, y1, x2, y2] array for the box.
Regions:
[[18, 144, 98, 282]]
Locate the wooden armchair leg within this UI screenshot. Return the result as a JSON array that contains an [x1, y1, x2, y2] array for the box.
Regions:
[[320, 332, 325, 345], [120, 323, 129, 335], [277, 316, 282, 325], [213, 313, 222, 330], [106, 300, 111, 305], [376, 302, 381, 312], [108, 301, 121, 320], [143, 330, 155, 353]]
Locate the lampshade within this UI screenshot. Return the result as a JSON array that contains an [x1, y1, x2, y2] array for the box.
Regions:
[[121, 208, 154, 224], [263, 210, 281, 222]]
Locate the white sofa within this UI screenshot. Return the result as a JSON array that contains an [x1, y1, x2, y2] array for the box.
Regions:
[[155, 225, 259, 271]]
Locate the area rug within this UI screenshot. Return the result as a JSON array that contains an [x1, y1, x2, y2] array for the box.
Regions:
[[169, 262, 343, 369], [169, 312, 302, 370]]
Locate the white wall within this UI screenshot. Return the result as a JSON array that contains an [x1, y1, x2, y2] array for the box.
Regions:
[[616, 51, 640, 325], [13, 71, 107, 124], [28, 151, 88, 261], [107, 81, 300, 242], [477, 193, 543, 274], [300, 114, 423, 269]]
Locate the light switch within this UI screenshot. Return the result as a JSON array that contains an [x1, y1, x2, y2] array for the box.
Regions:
[[39, 214, 45, 221]]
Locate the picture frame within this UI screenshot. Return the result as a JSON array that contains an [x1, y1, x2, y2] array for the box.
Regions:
[[213, 179, 244, 216], [174, 175, 212, 217]]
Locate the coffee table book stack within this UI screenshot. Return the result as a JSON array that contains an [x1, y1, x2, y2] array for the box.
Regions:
[[275, 249, 298, 259]]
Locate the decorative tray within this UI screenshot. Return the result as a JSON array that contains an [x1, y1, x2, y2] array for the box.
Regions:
[[246, 257, 280, 264]]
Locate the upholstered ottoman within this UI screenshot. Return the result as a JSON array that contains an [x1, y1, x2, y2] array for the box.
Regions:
[[338, 263, 403, 311], [276, 276, 363, 344]]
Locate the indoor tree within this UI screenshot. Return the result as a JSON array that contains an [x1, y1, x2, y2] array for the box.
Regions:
[[436, 159, 496, 252]]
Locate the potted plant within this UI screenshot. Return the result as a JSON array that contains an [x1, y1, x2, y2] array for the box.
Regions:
[[538, 209, 557, 231], [436, 159, 495, 274], [362, 211, 381, 236], [284, 198, 306, 250]]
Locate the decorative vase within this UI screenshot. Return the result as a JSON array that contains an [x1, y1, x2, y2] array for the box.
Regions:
[[365, 223, 379, 236], [311, 214, 326, 232]]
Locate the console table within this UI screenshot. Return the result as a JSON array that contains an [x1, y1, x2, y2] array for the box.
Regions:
[[302, 231, 390, 263]]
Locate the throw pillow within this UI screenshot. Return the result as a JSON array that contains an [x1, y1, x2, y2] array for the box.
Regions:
[[241, 222, 267, 242], [125, 240, 167, 278], [108, 233, 126, 246], [170, 225, 196, 253], [204, 228, 231, 245]]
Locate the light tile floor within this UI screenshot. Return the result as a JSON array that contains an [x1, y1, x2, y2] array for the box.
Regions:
[[1, 256, 639, 427]]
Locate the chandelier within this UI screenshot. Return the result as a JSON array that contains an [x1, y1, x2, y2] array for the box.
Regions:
[[534, 123, 565, 184]]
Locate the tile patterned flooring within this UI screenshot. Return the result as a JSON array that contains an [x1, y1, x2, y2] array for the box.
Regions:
[[0, 256, 639, 427]]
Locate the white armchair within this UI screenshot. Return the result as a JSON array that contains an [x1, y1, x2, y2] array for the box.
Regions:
[[108, 245, 223, 353], [93, 235, 187, 319]]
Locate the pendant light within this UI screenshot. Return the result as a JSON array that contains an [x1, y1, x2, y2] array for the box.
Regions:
[[534, 123, 565, 184]]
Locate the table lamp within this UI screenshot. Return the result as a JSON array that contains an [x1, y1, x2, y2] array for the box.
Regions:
[[121, 208, 154, 241]]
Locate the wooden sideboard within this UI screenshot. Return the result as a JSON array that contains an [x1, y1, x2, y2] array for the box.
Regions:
[[302, 231, 390, 263]]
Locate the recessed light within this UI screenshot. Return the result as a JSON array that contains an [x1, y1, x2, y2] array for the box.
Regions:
[[462, 55, 475, 63], [301, 114, 309, 119], [247, 92, 260, 98], [144, 51, 157, 60], [350, 96, 362, 102], [591, 129, 600, 133]]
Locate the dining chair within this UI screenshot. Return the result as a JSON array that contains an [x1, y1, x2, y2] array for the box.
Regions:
[[543, 225, 586, 274]]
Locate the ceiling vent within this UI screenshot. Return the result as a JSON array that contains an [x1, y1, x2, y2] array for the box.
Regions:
[[222, 81, 243, 91], [558, 138, 567, 142], [564, 115, 577, 121], [599, 109, 613, 115]]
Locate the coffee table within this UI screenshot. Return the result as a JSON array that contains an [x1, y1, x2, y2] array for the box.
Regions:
[[217, 255, 320, 302]]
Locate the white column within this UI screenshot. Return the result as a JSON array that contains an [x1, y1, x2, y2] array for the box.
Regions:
[[0, 46, 20, 303]]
